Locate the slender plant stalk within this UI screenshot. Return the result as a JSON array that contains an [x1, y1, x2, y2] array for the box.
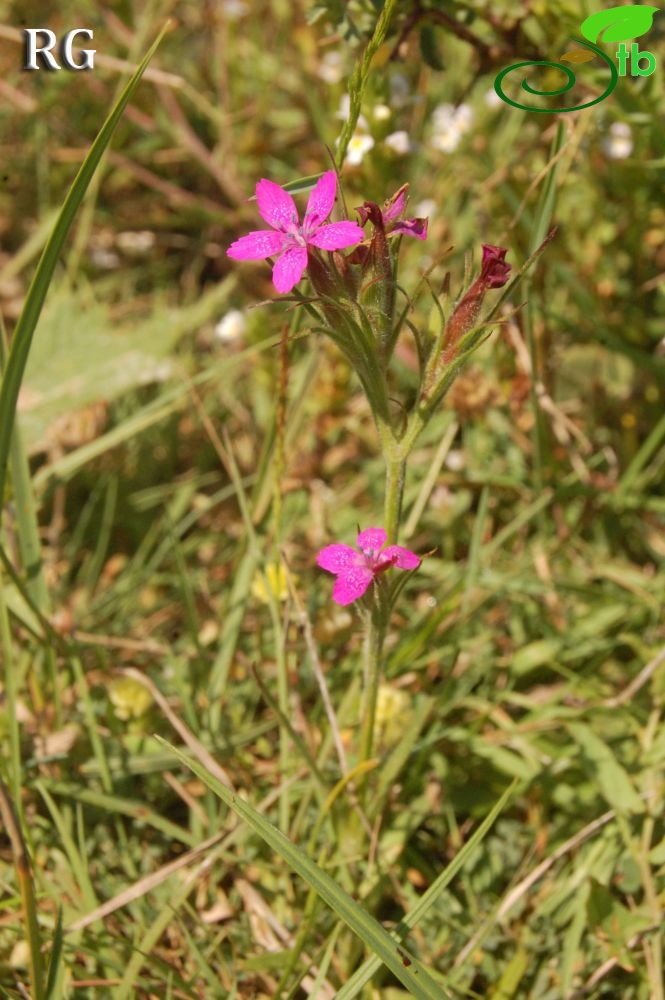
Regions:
[[358, 607, 384, 776], [356, 406, 411, 783], [0, 780, 45, 1000], [383, 454, 406, 545], [0, 572, 21, 808], [524, 121, 564, 520], [638, 709, 664, 1000], [335, 0, 399, 169]]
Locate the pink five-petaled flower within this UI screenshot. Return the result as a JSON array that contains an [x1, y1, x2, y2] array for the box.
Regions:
[[317, 527, 421, 606], [226, 171, 364, 294]]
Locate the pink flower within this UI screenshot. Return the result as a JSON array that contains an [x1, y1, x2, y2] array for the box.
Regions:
[[226, 171, 364, 294], [356, 183, 428, 241], [317, 527, 420, 606]]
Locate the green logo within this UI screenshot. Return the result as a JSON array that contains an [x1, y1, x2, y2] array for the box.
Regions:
[[494, 5, 659, 112]]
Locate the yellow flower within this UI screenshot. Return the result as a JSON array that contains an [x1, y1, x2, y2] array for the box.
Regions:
[[252, 562, 295, 604], [109, 677, 153, 721], [374, 684, 411, 747]]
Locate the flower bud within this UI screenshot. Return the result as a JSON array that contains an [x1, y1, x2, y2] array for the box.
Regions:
[[440, 244, 510, 365]]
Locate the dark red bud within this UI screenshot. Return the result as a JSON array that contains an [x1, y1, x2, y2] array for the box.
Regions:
[[440, 246, 510, 366], [355, 201, 385, 230], [480, 244, 511, 289]]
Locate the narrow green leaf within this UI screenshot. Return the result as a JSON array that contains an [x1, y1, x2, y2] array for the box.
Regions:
[[46, 782, 198, 848], [0, 23, 169, 510], [617, 408, 665, 497], [489, 945, 529, 998], [44, 909, 64, 1000], [283, 173, 324, 195], [560, 881, 590, 996], [156, 736, 446, 999]]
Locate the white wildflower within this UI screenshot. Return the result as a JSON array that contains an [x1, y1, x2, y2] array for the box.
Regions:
[[345, 133, 374, 166], [453, 104, 473, 129], [373, 103, 392, 122], [384, 130, 412, 155], [90, 247, 120, 269], [430, 103, 474, 153], [603, 121, 633, 160], [317, 50, 344, 85], [445, 449, 466, 472], [116, 230, 155, 255], [484, 87, 503, 108], [214, 309, 246, 344]]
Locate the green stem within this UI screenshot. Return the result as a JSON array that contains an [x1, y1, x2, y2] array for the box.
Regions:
[[335, 0, 399, 170], [384, 455, 406, 545], [357, 427, 406, 786], [355, 426, 409, 784], [376, 418, 408, 544], [358, 606, 385, 780]]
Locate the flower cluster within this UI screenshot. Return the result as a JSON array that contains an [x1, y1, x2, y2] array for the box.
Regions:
[[226, 173, 429, 297], [226, 171, 511, 422]]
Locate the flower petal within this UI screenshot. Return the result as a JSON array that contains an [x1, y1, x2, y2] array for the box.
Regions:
[[317, 544, 357, 574], [390, 217, 428, 240], [303, 171, 337, 231], [382, 544, 421, 570], [332, 567, 374, 605], [307, 221, 364, 251], [382, 183, 409, 223], [357, 527, 387, 554], [272, 246, 308, 293], [256, 179, 299, 231], [227, 229, 288, 260]]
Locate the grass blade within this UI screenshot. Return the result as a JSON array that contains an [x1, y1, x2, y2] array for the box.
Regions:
[[336, 780, 517, 999], [44, 908, 64, 1000], [156, 736, 446, 998]]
